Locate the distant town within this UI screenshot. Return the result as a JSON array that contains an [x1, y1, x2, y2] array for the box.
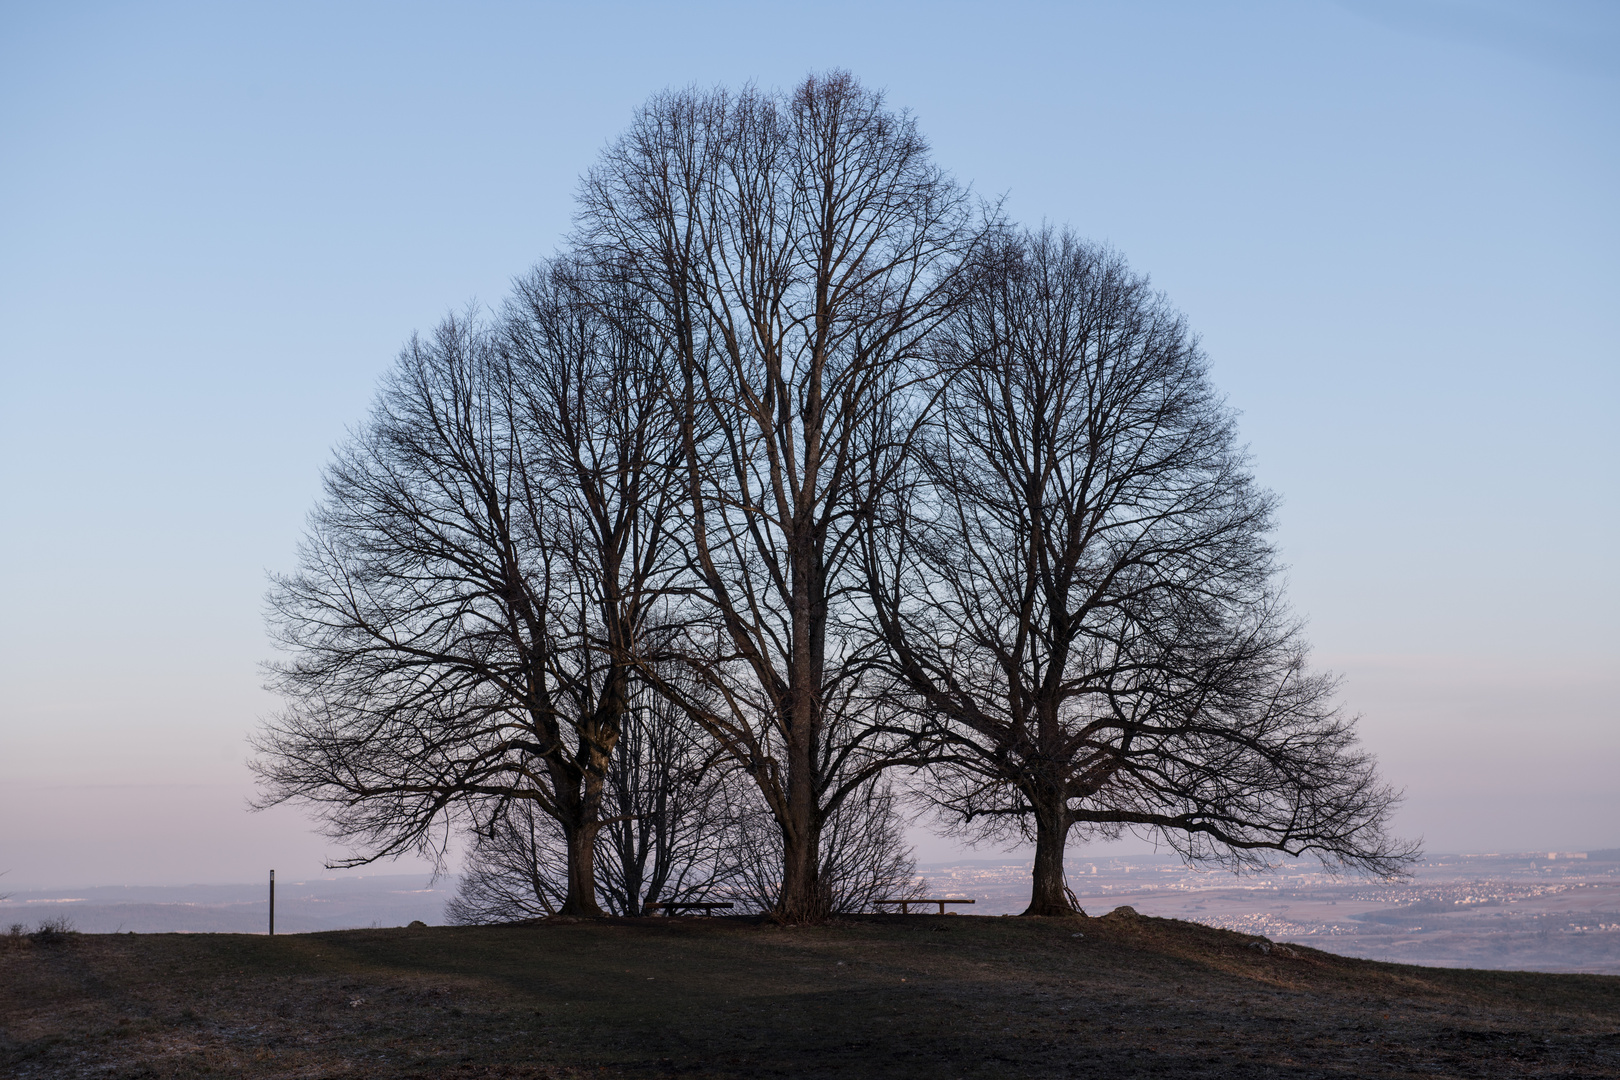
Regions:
[[921, 850, 1620, 974], [5, 849, 1615, 975]]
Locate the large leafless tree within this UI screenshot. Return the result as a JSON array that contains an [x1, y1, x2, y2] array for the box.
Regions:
[[259, 73, 1409, 927], [865, 229, 1414, 915], [575, 72, 992, 920], [255, 262, 682, 916]]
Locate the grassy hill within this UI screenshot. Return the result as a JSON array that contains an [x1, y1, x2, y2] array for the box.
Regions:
[[3, 908, 1617, 1078]]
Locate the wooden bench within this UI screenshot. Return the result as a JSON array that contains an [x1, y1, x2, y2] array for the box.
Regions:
[[645, 900, 735, 916], [874, 898, 976, 915]]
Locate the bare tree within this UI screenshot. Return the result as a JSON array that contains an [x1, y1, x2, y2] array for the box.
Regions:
[[595, 683, 747, 915], [728, 774, 923, 915], [446, 802, 570, 921], [257, 75, 1402, 930], [865, 229, 1415, 916], [446, 683, 742, 921], [576, 71, 992, 921], [255, 260, 683, 916]]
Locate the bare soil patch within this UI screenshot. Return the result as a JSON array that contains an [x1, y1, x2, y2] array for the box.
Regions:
[[3, 909, 1617, 1078]]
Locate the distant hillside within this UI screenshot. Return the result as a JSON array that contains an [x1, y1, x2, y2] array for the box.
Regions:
[[0, 875, 452, 934]]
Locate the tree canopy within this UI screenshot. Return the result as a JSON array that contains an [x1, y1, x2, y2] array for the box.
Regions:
[[255, 71, 1414, 923]]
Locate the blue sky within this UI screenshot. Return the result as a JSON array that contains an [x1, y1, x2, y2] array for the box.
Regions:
[[1, 1, 1615, 885]]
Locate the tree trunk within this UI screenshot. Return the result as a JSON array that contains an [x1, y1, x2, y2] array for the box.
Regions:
[[554, 762, 606, 917], [620, 837, 645, 917], [776, 524, 827, 923], [1023, 798, 1079, 917], [777, 682, 825, 921], [559, 816, 605, 917], [778, 801, 824, 922]]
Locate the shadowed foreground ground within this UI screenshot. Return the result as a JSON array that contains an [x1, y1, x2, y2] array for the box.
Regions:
[[3, 909, 1618, 1078]]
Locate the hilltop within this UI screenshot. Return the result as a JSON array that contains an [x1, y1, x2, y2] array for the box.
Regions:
[[3, 909, 1617, 1078]]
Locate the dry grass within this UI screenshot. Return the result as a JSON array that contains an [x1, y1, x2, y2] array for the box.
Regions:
[[2, 908, 1617, 1078]]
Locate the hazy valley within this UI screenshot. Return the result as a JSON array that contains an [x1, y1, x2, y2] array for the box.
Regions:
[[7, 851, 1617, 975]]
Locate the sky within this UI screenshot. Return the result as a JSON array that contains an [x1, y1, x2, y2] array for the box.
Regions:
[[1, 1, 1615, 888]]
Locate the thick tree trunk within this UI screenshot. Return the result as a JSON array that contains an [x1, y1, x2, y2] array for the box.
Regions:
[[1023, 798, 1080, 917], [778, 826, 819, 922], [555, 667, 623, 918], [778, 687, 826, 921], [559, 816, 605, 917], [554, 761, 607, 917], [778, 796, 824, 922], [776, 528, 827, 923]]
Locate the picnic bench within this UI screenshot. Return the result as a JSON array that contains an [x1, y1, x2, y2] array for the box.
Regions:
[[644, 900, 735, 916], [874, 898, 976, 915]]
